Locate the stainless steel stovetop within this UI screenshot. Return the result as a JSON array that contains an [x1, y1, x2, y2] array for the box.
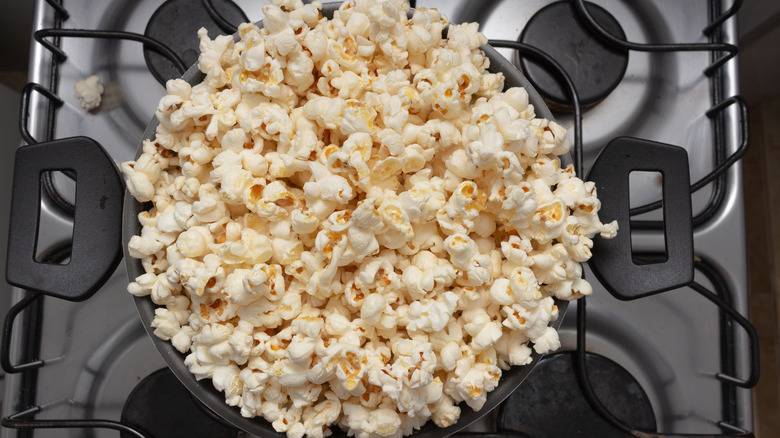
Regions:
[[2, 0, 753, 436]]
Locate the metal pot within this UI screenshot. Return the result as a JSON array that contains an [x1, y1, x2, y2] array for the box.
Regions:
[[123, 4, 568, 436]]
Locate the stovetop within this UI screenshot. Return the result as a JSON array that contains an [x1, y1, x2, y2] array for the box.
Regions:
[[2, 0, 754, 437]]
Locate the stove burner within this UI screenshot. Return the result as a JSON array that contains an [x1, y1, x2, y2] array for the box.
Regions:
[[516, 1, 628, 111], [144, 0, 248, 85], [498, 351, 656, 437], [120, 368, 238, 438]]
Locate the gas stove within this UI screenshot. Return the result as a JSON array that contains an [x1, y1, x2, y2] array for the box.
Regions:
[[2, 0, 756, 437]]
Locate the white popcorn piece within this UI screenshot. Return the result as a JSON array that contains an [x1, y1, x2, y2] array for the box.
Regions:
[[377, 198, 413, 247], [331, 71, 366, 100], [197, 28, 238, 90], [195, 322, 234, 365], [227, 320, 254, 365], [360, 293, 386, 325], [291, 209, 321, 235], [287, 335, 318, 365], [439, 341, 462, 372], [445, 354, 501, 411], [437, 180, 486, 234], [121, 161, 156, 202], [176, 226, 213, 258], [192, 184, 229, 223], [532, 326, 561, 354], [155, 204, 183, 233], [74, 75, 104, 110], [401, 251, 457, 300], [302, 393, 341, 438], [212, 363, 244, 406], [341, 403, 402, 438], [443, 233, 491, 287], [430, 394, 461, 428], [499, 183, 538, 231], [177, 256, 227, 300], [342, 103, 375, 135], [127, 226, 168, 258], [304, 163, 354, 206], [304, 96, 344, 130], [218, 229, 273, 265], [341, 132, 374, 184], [471, 320, 503, 352], [405, 291, 458, 333], [150, 302, 189, 340], [288, 382, 322, 410]]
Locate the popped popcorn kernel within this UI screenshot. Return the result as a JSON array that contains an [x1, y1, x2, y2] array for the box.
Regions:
[[74, 75, 104, 110]]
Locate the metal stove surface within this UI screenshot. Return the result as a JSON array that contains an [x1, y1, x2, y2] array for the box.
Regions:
[[3, 0, 751, 437]]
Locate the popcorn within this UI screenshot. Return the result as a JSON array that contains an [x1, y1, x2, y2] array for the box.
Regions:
[[287, 335, 318, 364], [74, 75, 103, 110], [291, 209, 321, 234], [341, 132, 374, 184], [445, 354, 501, 411], [123, 1, 617, 437], [263, 4, 300, 57], [360, 293, 386, 325], [212, 363, 244, 406], [302, 394, 341, 438], [443, 233, 491, 286], [304, 96, 344, 130], [151, 304, 188, 340], [176, 226, 213, 258], [224, 263, 285, 305], [218, 229, 273, 265], [304, 163, 354, 206], [197, 28, 238, 90], [532, 326, 562, 355], [495, 331, 533, 366], [401, 252, 457, 300], [192, 184, 229, 223], [430, 395, 461, 428], [122, 162, 156, 203], [228, 320, 255, 365], [341, 403, 402, 438], [405, 291, 458, 332]]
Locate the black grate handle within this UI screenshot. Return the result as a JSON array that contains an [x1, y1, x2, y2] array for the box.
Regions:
[[5, 137, 124, 301], [587, 137, 694, 300]]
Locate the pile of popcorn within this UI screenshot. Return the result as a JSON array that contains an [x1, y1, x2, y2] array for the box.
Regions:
[[122, 0, 617, 437]]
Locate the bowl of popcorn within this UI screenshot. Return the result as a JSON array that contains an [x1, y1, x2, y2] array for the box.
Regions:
[[121, 0, 618, 437]]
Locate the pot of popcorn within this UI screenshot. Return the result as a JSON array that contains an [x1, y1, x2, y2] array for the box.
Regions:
[[117, 1, 621, 437]]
